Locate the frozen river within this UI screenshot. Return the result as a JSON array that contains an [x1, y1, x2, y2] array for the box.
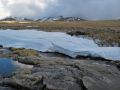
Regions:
[[0, 29, 120, 60]]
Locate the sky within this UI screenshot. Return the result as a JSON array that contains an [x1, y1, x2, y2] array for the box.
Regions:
[[0, 0, 120, 20]]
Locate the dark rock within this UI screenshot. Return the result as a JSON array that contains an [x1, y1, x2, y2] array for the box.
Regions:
[[67, 31, 87, 36], [76, 55, 110, 61], [76, 78, 88, 90], [0, 86, 16, 90], [0, 45, 3, 48], [108, 61, 120, 70]]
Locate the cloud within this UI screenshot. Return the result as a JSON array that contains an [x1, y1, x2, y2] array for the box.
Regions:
[[0, 0, 120, 20]]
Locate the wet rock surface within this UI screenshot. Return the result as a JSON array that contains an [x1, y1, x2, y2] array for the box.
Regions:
[[0, 47, 120, 90]]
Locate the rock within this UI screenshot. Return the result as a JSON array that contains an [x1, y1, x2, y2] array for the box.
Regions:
[[108, 61, 120, 70], [0, 45, 3, 48], [1, 48, 120, 90], [0, 49, 11, 55], [0, 86, 16, 90], [2, 73, 46, 90], [17, 56, 40, 65], [11, 57, 120, 90], [67, 31, 87, 36]]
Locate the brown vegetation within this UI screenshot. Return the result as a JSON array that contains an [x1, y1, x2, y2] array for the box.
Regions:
[[0, 20, 120, 30], [0, 20, 120, 46]]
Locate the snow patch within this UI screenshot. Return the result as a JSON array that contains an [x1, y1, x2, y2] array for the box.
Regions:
[[0, 29, 120, 61]]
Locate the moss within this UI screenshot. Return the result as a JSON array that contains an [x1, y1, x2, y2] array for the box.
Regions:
[[9, 47, 39, 57]]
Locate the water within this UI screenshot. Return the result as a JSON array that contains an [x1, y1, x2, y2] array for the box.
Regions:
[[0, 29, 120, 60], [0, 58, 17, 77], [0, 58, 33, 77]]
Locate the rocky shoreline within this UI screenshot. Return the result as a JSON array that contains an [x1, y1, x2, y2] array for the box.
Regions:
[[0, 46, 120, 90]]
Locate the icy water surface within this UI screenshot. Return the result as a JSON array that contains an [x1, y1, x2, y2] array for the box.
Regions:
[[0, 29, 120, 60]]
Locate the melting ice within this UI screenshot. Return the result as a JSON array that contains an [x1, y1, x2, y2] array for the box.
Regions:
[[0, 29, 120, 60]]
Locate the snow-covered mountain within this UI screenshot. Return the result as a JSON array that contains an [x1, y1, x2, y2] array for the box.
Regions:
[[0, 16, 86, 22], [0, 16, 33, 21], [36, 16, 86, 22]]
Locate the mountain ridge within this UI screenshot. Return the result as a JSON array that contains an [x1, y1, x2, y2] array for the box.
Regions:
[[0, 16, 86, 22]]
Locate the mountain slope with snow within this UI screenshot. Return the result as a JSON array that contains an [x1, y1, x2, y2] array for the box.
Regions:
[[0, 16, 86, 22], [36, 16, 86, 22]]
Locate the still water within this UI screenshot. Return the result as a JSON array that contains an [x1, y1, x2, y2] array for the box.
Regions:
[[0, 58, 17, 77]]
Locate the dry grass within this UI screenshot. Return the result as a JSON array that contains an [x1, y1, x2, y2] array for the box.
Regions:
[[0, 20, 120, 46], [0, 20, 120, 30]]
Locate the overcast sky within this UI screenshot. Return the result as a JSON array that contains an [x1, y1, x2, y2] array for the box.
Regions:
[[0, 0, 120, 20]]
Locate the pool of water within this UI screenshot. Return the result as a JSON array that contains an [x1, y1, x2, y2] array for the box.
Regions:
[[0, 58, 18, 77], [0, 58, 33, 77], [0, 29, 120, 60]]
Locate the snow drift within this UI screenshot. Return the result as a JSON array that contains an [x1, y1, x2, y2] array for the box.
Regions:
[[0, 29, 120, 60]]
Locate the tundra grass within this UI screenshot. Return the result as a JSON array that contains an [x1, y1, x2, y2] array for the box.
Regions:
[[0, 20, 120, 46]]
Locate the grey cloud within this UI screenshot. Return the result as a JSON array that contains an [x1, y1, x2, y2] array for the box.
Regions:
[[0, 0, 120, 20]]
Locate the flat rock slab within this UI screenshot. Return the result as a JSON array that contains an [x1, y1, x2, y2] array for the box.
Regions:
[[1, 55, 120, 90]]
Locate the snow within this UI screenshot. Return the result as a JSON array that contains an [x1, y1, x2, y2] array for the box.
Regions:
[[0, 29, 120, 61]]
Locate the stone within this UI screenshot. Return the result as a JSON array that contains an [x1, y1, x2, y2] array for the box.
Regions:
[[0, 48, 120, 90]]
